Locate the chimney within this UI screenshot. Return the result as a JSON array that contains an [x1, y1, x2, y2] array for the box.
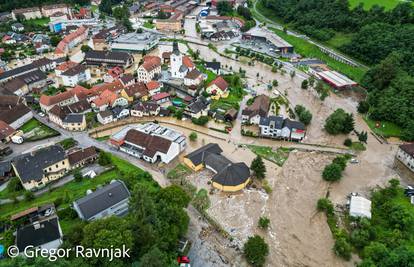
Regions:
[[33, 221, 40, 230], [108, 192, 112, 197]]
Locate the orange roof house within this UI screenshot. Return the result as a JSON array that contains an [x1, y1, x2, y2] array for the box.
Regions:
[[206, 76, 229, 99]]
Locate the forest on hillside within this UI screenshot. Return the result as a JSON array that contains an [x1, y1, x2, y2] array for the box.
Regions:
[[0, 0, 90, 12], [262, 0, 414, 140]]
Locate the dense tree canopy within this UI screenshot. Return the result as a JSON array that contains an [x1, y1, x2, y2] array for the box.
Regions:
[[0, 0, 90, 12]]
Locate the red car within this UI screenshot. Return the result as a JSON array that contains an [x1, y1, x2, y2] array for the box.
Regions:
[[177, 256, 190, 264]]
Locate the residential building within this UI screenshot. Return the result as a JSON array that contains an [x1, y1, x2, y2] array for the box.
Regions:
[[184, 96, 210, 118], [184, 69, 203, 87], [242, 30, 293, 54], [119, 74, 135, 87], [112, 106, 130, 120], [396, 144, 414, 173], [0, 104, 32, 130], [32, 34, 51, 53], [39, 89, 85, 112], [170, 41, 195, 79], [55, 26, 88, 55], [11, 145, 69, 190], [12, 7, 42, 20], [0, 57, 57, 82], [58, 64, 91, 87], [16, 217, 63, 252], [121, 82, 148, 102], [259, 116, 306, 141], [241, 95, 270, 124], [111, 31, 160, 52], [0, 70, 47, 96], [184, 143, 250, 192], [152, 92, 170, 104], [11, 23, 24, 32], [97, 110, 114, 124], [41, 4, 71, 18], [103, 67, 124, 83], [137, 56, 162, 83], [73, 180, 130, 221], [0, 161, 13, 183], [146, 81, 162, 96], [114, 123, 186, 164], [130, 101, 160, 117], [0, 121, 16, 143], [205, 61, 221, 74], [68, 147, 98, 169], [206, 76, 229, 99], [62, 114, 86, 131], [91, 90, 128, 111], [84, 50, 134, 68]]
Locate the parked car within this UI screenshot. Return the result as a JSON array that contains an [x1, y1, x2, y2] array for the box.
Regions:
[[350, 158, 359, 164]]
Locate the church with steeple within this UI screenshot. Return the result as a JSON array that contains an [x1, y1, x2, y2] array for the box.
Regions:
[[170, 41, 196, 79]]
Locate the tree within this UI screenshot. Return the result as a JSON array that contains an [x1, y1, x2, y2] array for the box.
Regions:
[[216, 1, 233, 15], [73, 168, 83, 182], [7, 177, 23, 192], [324, 109, 354, 135], [317, 198, 334, 214], [139, 246, 170, 267], [308, 76, 315, 87], [99, 0, 112, 14], [357, 100, 370, 114], [290, 70, 296, 78], [192, 116, 209, 126], [332, 156, 347, 171], [358, 131, 368, 143], [295, 105, 312, 125], [258, 217, 270, 229], [157, 185, 191, 208], [24, 191, 34, 201], [98, 151, 111, 166], [322, 163, 343, 181], [80, 45, 91, 53], [272, 79, 278, 87], [243, 235, 269, 267], [50, 35, 62, 47], [334, 238, 352, 260], [251, 156, 266, 180], [301, 79, 308, 89], [344, 138, 352, 147], [189, 132, 197, 141]]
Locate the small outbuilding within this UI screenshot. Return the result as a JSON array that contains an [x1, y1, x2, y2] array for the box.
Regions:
[[349, 196, 371, 219]]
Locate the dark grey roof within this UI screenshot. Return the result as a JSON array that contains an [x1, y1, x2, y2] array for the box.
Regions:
[[12, 145, 66, 183], [204, 153, 232, 173], [172, 41, 180, 56], [16, 217, 62, 251], [187, 96, 209, 114], [63, 114, 84, 123], [205, 61, 220, 70], [259, 116, 284, 129], [85, 50, 132, 64], [283, 118, 305, 130], [212, 162, 250, 186], [99, 110, 113, 118], [61, 64, 87, 76], [19, 70, 47, 84], [185, 143, 223, 166], [179, 64, 188, 73], [74, 180, 130, 220]]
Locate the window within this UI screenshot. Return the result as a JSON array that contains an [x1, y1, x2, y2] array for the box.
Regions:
[[56, 164, 58, 168]]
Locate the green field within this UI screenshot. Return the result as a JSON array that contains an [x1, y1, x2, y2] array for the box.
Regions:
[[363, 116, 402, 138], [349, 0, 405, 10], [143, 21, 155, 29], [247, 145, 293, 167], [20, 118, 60, 141], [270, 28, 367, 82]]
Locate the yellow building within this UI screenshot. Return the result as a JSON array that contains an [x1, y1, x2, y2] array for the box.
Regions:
[[184, 143, 251, 192], [12, 145, 70, 190], [206, 76, 229, 100]]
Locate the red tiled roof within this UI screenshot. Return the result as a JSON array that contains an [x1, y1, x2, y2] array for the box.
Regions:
[[162, 52, 172, 59], [39, 91, 74, 106], [56, 61, 77, 71], [146, 81, 161, 91], [55, 26, 87, 54], [208, 76, 228, 91], [0, 120, 15, 139], [124, 83, 148, 98], [140, 56, 161, 72], [152, 92, 170, 101], [92, 90, 118, 107], [182, 56, 194, 69]]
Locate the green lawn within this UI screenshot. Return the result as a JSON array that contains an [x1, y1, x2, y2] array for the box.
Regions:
[[349, 0, 405, 10], [58, 138, 77, 150], [270, 28, 367, 82], [90, 5, 98, 13], [0, 155, 157, 220], [143, 21, 155, 29], [197, 64, 217, 84], [20, 118, 60, 141], [95, 135, 110, 141], [363, 116, 402, 138], [24, 17, 50, 26], [350, 141, 366, 151], [167, 164, 192, 180], [247, 145, 293, 167]]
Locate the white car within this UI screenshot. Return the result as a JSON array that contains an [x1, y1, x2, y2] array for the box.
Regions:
[[350, 158, 359, 164], [38, 112, 45, 117]]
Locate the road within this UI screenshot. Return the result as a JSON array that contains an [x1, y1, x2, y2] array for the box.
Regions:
[[252, 0, 366, 68]]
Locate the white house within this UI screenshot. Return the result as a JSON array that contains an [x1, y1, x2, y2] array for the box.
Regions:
[[97, 110, 114, 124], [184, 69, 203, 87], [396, 144, 414, 173], [59, 64, 91, 87], [73, 180, 130, 221], [259, 116, 306, 141], [130, 101, 160, 117], [137, 56, 161, 83]]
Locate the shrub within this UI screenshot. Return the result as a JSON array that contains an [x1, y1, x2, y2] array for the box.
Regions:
[[322, 163, 343, 181], [258, 217, 270, 229], [7, 177, 23, 192], [189, 132, 197, 141], [344, 138, 352, 147], [332, 156, 347, 171], [357, 101, 370, 114], [191, 116, 209, 126], [317, 198, 334, 215], [324, 109, 354, 135], [73, 168, 83, 182], [24, 191, 34, 201], [243, 235, 269, 267], [334, 238, 352, 260], [98, 151, 112, 166]]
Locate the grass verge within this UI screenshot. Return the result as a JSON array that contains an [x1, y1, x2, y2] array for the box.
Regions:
[[363, 116, 402, 138]]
